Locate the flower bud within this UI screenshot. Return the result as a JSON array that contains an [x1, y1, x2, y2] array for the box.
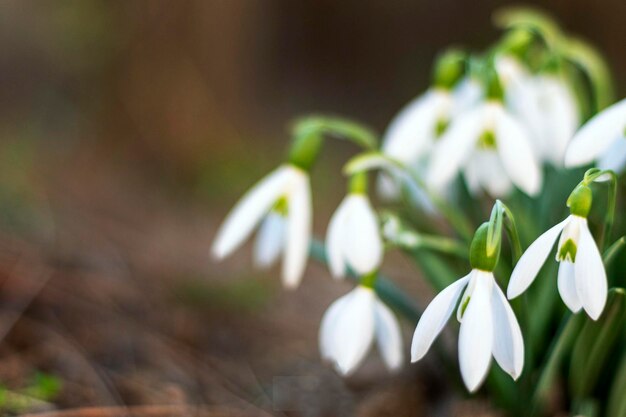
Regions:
[[433, 50, 466, 90], [567, 184, 592, 217], [470, 223, 501, 272]]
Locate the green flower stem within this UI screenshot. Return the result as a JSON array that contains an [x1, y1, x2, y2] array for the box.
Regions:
[[403, 172, 473, 242], [601, 172, 617, 251], [288, 116, 378, 170], [344, 152, 474, 241]]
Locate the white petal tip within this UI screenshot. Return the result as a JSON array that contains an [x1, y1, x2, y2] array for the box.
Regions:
[[281, 277, 301, 290], [506, 288, 520, 300], [586, 307, 604, 321]]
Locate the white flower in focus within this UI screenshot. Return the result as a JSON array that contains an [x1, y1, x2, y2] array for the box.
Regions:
[[320, 286, 403, 375], [378, 80, 484, 205], [565, 98, 626, 172], [411, 269, 524, 392], [212, 164, 311, 289], [326, 193, 382, 278], [427, 100, 542, 197], [508, 215, 607, 320]]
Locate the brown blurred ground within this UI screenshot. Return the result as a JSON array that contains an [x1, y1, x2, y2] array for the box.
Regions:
[[0, 1, 623, 415]]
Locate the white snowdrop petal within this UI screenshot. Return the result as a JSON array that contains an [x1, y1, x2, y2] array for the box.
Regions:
[[427, 106, 486, 191], [495, 107, 542, 196], [565, 98, 626, 168], [326, 197, 351, 278], [557, 261, 582, 313], [471, 150, 513, 197], [452, 78, 484, 116], [598, 136, 626, 173], [508, 217, 570, 299], [496, 55, 530, 89], [212, 166, 294, 259], [253, 212, 285, 268], [374, 299, 404, 371], [327, 287, 377, 375], [411, 274, 471, 362], [575, 222, 608, 320], [382, 91, 446, 163], [459, 271, 494, 392], [319, 291, 353, 358], [344, 195, 383, 275], [544, 78, 580, 165], [282, 172, 312, 289], [491, 284, 524, 379]]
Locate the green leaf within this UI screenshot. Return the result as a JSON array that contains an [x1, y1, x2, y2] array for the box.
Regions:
[[603, 236, 626, 268], [569, 288, 626, 399], [607, 352, 626, 417], [531, 313, 584, 413]]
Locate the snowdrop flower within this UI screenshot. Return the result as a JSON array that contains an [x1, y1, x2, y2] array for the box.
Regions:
[[377, 88, 452, 207], [427, 98, 542, 197], [320, 285, 403, 375], [411, 223, 524, 392], [565, 98, 626, 172], [378, 51, 482, 205], [496, 54, 532, 91], [508, 185, 607, 319], [212, 164, 311, 289], [508, 74, 580, 165], [326, 191, 382, 278]]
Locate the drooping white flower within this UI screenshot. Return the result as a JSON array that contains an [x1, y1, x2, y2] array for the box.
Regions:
[[326, 193, 382, 278], [427, 100, 542, 197], [507, 215, 607, 320], [212, 164, 312, 289], [378, 80, 484, 204], [565, 98, 626, 172], [320, 285, 403, 375], [496, 55, 531, 90], [411, 269, 524, 392], [508, 75, 580, 165]]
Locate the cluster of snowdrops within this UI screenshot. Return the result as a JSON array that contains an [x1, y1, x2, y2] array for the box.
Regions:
[[213, 9, 626, 417]]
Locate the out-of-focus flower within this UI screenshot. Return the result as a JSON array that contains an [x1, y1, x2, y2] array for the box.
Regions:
[[212, 164, 311, 289], [565, 98, 626, 172], [320, 285, 403, 375], [326, 193, 382, 278], [378, 67, 483, 207], [510, 74, 580, 165], [508, 198, 607, 320], [411, 268, 524, 392], [427, 100, 542, 197]]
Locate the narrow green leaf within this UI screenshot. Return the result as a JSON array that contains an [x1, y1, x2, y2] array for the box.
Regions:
[[531, 313, 584, 414], [569, 288, 626, 399], [603, 236, 626, 267], [607, 352, 626, 417]]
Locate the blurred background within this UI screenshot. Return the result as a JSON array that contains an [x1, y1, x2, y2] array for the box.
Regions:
[[0, 1, 624, 415]]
